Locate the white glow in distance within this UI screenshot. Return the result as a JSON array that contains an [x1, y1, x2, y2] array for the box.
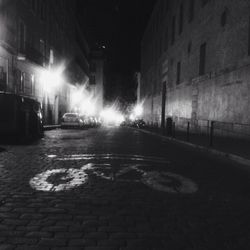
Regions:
[[133, 104, 143, 117], [40, 66, 64, 93], [70, 84, 99, 116], [100, 108, 124, 126]]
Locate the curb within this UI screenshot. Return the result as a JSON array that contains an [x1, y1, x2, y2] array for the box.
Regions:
[[43, 125, 61, 131], [136, 128, 250, 168]]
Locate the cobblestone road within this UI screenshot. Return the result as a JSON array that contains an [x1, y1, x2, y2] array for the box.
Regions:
[[0, 127, 250, 249]]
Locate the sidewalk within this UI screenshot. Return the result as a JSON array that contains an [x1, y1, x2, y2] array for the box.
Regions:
[[138, 127, 250, 167], [0, 125, 59, 147], [43, 124, 61, 130]]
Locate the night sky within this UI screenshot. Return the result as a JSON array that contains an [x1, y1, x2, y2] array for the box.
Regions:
[[77, 0, 156, 104]]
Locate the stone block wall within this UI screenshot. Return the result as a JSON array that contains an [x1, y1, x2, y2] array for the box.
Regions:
[[141, 0, 250, 136]]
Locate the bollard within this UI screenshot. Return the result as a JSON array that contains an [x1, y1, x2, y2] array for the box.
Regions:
[[209, 121, 214, 147], [172, 122, 176, 138], [166, 117, 173, 136], [187, 122, 190, 142], [161, 125, 166, 135]]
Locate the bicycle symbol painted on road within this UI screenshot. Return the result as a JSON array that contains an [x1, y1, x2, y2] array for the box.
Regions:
[[29, 154, 198, 194]]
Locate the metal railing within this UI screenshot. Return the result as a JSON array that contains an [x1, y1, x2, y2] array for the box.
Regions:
[[144, 117, 250, 150]]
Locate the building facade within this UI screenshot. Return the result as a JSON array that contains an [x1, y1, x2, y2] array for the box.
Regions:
[[89, 48, 105, 114], [0, 0, 89, 125], [141, 0, 250, 134]]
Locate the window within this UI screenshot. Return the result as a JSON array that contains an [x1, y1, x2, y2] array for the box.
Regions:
[[90, 75, 96, 85], [25, 74, 32, 95], [40, 1, 46, 21], [176, 62, 181, 85], [20, 72, 25, 92], [31, 0, 36, 12], [31, 74, 35, 95], [188, 41, 192, 55], [248, 16, 250, 56], [170, 58, 174, 66], [157, 11, 161, 31], [39, 39, 45, 65], [199, 43, 206, 75], [159, 35, 162, 56], [161, 81, 166, 128], [18, 21, 26, 53], [0, 66, 7, 91], [179, 3, 184, 34], [171, 16, 176, 45], [164, 0, 169, 12], [161, 33, 165, 54], [49, 49, 54, 65], [189, 0, 195, 22], [164, 28, 168, 51], [221, 9, 227, 27], [90, 62, 96, 73]]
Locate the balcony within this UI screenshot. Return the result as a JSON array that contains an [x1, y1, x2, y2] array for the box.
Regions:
[[18, 42, 48, 67]]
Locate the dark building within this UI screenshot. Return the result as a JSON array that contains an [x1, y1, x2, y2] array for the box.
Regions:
[[141, 0, 250, 135], [0, 0, 89, 125], [89, 48, 105, 114]]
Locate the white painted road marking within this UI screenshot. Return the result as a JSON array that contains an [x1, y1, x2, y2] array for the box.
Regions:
[[30, 163, 93, 192], [31, 154, 198, 194], [142, 171, 198, 194]]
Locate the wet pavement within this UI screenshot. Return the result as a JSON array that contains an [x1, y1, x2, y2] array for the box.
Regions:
[[0, 126, 250, 249]]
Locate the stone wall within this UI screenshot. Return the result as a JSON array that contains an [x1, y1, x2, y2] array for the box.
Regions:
[[141, 0, 250, 135]]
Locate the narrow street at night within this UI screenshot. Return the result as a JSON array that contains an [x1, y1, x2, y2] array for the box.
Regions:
[[2, 0, 250, 249], [0, 127, 250, 249]]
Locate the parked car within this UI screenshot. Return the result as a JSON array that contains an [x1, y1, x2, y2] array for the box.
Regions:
[[80, 115, 101, 128], [61, 113, 83, 128], [80, 115, 92, 128]]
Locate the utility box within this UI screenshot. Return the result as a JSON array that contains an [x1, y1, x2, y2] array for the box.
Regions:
[[0, 93, 43, 140]]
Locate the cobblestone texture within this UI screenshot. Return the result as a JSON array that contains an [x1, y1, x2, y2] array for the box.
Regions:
[[0, 127, 250, 249]]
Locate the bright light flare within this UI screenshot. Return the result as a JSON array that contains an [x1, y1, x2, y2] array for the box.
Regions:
[[70, 84, 98, 116], [133, 104, 143, 117], [130, 103, 144, 120], [71, 91, 83, 106], [40, 66, 64, 93], [100, 108, 124, 126], [80, 97, 96, 116], [129, 114, 135, 121]]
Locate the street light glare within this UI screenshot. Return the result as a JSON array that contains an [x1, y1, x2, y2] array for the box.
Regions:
[[40, 66, 64, 93], [70, 84, 99, 116], [100, 107, 124, 126], [133, 104, 143, 117], [71, 91, 83, 105], [80, 97, 97, 116], [41, 71, 61, 87]]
